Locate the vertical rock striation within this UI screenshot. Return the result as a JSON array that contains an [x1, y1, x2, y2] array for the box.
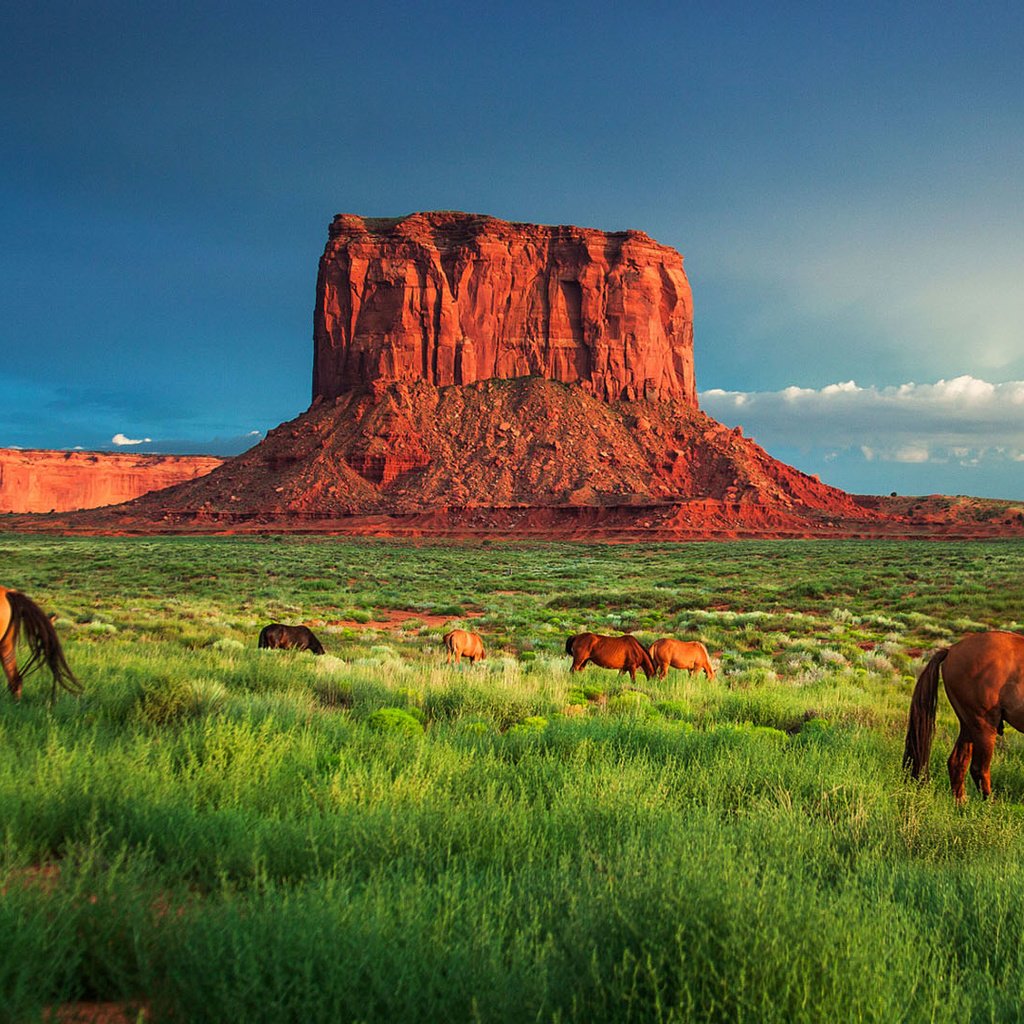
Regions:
[[313, 212, 696, 405]]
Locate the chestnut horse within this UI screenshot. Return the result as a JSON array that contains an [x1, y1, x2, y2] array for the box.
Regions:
[[258, 624, 325, 654], [904, 631, 1024, 801], [565, 633, 654, 683], [443, 629, 486, 664], [0, 585, 82, 701], [649, 638, 715, 680]]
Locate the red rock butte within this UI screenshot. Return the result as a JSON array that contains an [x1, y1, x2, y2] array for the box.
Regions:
[[9, 212, 1024, 539], [313, 212, 696, 405]]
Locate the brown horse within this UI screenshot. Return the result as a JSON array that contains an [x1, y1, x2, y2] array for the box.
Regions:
[[443, 629, 486, 664], [649, 638, 715, 680], [904, 631, 1024, 801], [0, 586, 82, 701], [258, 624, 325, 654], [565, 633, 654, 683]]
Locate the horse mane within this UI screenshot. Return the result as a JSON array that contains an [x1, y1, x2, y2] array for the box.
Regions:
[[903, 647, 948, 779], [6, 591, 82, 699], [623, 634, 655, 678]]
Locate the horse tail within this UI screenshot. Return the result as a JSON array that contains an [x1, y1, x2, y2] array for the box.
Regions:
[[700, 642, 715, 680], [903, 648, 948, 779], [258, 626, 271, 648], [5, 592, 83, 698], [564, 635, 577, 657]]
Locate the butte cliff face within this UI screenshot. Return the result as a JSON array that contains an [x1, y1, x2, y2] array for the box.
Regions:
[[313, 212, 696, 406]]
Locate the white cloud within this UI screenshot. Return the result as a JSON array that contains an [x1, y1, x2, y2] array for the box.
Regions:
[[701, 375, 1024, 466], [892, 444, 931, 464], [111, 433, 153, 446]]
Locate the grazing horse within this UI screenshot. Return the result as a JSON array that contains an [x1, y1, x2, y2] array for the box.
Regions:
[[904, 631, 1024, 801], [649, 638, 715, 680], [564, 633, 654, 683], [443, 629, 486, 664], [258, 623, 325, 655], [0, 585, 82, 701]]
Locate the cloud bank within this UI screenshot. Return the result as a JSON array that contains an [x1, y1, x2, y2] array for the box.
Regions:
[[701, 375, 1024, 467]]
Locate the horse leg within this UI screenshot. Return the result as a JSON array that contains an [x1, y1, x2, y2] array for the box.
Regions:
[[627, 665, 637, 683], [0, 633, 21, 700], [969, 726, 998, 799], [570, 657, 587, 673], [947, 731, 972, 803]]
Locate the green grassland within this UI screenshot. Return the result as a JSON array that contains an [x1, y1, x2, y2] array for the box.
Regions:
[[3, 535, 1024, 1022]]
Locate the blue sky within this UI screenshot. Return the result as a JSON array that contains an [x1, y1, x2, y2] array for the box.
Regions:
[[2, 3, 1023, 495]]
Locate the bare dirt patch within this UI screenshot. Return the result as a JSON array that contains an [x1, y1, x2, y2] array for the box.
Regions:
[[315, 609, 485, 630], [1, 863, 62, 896]]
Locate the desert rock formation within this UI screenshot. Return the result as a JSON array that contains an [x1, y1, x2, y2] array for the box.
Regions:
[[0, 449, 223, 513], [10, 212, 1024, 540], [313, 212, 695, 406]]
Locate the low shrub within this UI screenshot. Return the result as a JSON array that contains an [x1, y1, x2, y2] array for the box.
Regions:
[[365, 707, 423, 735]]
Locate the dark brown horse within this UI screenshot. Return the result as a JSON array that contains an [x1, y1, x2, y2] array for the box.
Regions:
[[258, 624, 325, 655], [0, 585, 82, 701], [904, 630, 1024, 801], [564, 633, 654, 683]]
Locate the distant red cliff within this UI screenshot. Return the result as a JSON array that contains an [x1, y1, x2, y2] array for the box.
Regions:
[[0, 448, 224, 513]]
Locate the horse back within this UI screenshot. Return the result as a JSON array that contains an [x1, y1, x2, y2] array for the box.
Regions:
[[593, 634, 649, 672], [566, 632, 599, 658], [945, 631, 1024, 709]]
